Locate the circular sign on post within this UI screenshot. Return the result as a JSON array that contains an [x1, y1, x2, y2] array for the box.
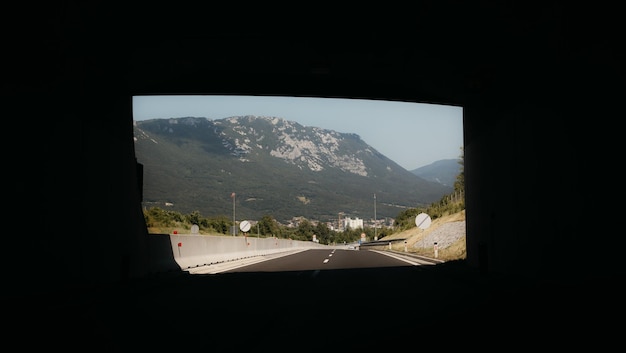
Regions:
[[239, 220, 251, 232], [415, 213, 432, 230]]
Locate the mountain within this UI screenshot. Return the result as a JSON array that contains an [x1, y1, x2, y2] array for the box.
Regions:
[[133, 116, 454, 224], [411, 159, 462, 187]]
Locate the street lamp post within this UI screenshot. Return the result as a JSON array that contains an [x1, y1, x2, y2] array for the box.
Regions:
[[374, 193, 377, 241], [231, 192, 236, 236]]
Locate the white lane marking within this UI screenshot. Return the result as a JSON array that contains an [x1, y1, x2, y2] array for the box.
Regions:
[[323, 258, 330, 264], [370, 250, 431, 266]]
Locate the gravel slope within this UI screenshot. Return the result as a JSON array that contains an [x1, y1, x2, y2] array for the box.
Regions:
[[380, 210, 466, 261]]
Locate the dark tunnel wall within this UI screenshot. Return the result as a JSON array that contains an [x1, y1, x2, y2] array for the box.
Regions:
[[5, 2, 623, 293]]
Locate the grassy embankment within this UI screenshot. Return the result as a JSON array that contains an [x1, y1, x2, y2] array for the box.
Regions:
[[379, 210, 466, 261]]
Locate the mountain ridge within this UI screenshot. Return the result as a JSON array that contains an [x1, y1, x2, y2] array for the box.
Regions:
[[134, 116, 456, 224], [411, 158, 462, 187]]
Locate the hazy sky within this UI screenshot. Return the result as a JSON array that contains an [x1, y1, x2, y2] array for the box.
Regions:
[[132, 95, 463, 170]]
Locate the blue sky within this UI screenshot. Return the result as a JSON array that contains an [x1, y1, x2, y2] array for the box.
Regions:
[[132, 95, 463, 170]]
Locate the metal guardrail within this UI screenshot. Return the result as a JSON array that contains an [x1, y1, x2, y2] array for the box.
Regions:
[[358, 238, 407, 247]]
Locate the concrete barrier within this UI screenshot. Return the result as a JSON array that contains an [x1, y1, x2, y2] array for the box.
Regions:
[[163, 234, 329, 270]]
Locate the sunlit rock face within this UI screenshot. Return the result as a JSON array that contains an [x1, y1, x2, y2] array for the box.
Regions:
[[221, 116, 369, 176]]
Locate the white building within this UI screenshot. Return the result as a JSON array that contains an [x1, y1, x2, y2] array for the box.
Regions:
[[343, 217, 363, 230]]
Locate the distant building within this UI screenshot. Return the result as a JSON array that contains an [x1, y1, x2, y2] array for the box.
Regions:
[[343, 217, 363, 230]]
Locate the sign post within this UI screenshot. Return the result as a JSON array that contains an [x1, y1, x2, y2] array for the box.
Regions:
[[240, 220, 251, 245], [415, 213, 432, 230]]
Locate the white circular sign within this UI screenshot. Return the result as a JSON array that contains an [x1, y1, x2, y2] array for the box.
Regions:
[[190, 224, 199, 234], [239, 220, 251, 232], [415, 213, 432, 230]]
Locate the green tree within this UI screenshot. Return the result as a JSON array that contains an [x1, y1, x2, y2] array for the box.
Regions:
[[258, 215, 280, 237], [314, 222, 333, 244], [294, 219, 314, 241], [186, 210, 201, 227], [454, 147, 464, 193], [207, 215, 232, 235]]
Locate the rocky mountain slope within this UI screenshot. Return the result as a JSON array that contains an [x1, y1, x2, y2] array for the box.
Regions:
[[134, 116, 456, 223]]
